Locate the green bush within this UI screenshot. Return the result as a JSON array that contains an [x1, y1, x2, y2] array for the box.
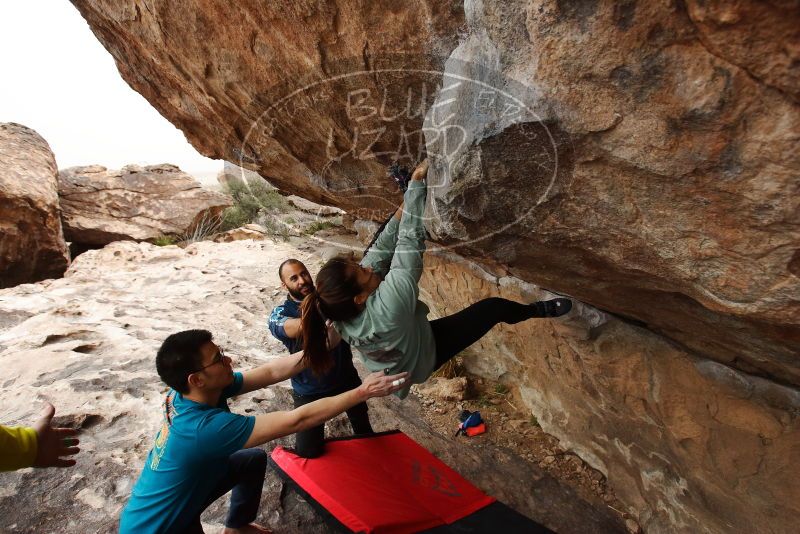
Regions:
[[220, 206, 252, 231], [152, 235, 178, 246], [304, 220, 336, 235], [258, 215, 291, 241], [219, 179, 288, 232]]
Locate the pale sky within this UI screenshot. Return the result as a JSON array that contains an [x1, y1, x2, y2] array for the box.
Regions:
[[0, 1, 221, 182]]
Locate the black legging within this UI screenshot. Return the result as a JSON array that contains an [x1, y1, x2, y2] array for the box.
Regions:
[[291, 372, 373, 458], [430, 297, 540, 370]]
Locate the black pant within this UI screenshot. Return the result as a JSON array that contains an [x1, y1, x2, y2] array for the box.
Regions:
[[430, 297, 539, 370], [292, 376, 373, 458], [181, 448, 268, 532]]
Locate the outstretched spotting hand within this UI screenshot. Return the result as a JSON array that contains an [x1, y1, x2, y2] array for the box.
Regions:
[[411, 159, 429, 181], [31, 403, 80, 468], [358, 371, 410, 399]]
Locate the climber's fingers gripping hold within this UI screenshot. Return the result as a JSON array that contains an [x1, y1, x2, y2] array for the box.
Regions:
[[411, 159, 428, 181]]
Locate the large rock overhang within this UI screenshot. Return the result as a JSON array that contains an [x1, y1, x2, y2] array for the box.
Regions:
[[69, 1, 798, 383]]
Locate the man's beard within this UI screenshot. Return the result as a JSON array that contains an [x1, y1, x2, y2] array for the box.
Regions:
[[288, 286, 313, 301]]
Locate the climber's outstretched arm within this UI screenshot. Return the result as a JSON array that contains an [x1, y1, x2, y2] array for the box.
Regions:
[[389, 159, 428, 280], [361, 161, 427, 277]]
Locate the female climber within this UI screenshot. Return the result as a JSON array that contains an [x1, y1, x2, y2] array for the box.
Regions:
[[300, 159, 572, 398]]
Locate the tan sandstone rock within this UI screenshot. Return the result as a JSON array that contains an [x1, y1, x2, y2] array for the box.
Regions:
[[216, 163, 270, 191], [0, 123, 69, 288], [422, 0, 800, 389], [685, 0, 800, 101], [58, 164, 231, 245], [71, 0, 464, 214], [414, 376, 470, 402], [286, 195, 343, 217], [211, 223, 268, 242], [419, 251, 800, 534], [70, 0, 799, 386]]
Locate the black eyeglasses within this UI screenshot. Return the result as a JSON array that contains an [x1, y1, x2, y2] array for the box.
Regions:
[[195, 347, 225, 373]]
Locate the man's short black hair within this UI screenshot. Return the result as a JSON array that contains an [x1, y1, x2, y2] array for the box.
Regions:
[[155, 329, 212, 393], [278, 258, 304, 282]]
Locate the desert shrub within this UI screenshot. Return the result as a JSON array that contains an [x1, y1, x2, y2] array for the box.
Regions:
[[152, 235, 178, 246], [182, 211, 223, 243], [219, 179, 288, 232], [304, 220, 336, 235]]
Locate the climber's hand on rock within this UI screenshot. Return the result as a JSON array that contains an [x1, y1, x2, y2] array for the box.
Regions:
[[411, 159, 428, 181]]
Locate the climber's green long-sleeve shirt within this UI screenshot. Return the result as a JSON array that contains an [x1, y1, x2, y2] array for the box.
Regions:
[[335, 180, 435, 399], [0, 425, 37, 471]]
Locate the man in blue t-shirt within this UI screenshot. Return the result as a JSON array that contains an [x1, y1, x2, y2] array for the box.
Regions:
[[268, 259, 373, 458], [119, 329, 407, 534]]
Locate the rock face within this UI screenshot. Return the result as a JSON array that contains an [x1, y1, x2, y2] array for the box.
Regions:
[[422, 0, 800, 392], [286, 195, 343, 217], [0, 123, 69, 288], [71, 0, 464, 214], [58, 164, 231, 245], [70, 0, 799, 384], [0, 240, 622, 534], [66, 1, 800, 532], [414, 376, 469, 402], [418, 251, 800, 534], [216, 162, 267, 191], [211, 223, 268, 242]]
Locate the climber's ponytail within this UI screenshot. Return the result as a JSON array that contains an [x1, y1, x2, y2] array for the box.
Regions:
[[300, 256, 364, 376], [300, 292, 333, 376]]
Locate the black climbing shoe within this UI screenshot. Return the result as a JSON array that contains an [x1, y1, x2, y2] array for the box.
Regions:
[[531, 298, 573, 318]]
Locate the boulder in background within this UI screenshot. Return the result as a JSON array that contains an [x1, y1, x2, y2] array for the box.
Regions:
[[58, 163, 231, 246], [0, 122, 69, 288]]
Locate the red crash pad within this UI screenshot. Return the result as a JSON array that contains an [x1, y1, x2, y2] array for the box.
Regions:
[[270, 431, 495, 533]]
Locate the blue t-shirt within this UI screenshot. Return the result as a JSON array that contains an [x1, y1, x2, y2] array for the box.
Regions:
[[119, 372, 255, 534], [268, 297, 358, 396]]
